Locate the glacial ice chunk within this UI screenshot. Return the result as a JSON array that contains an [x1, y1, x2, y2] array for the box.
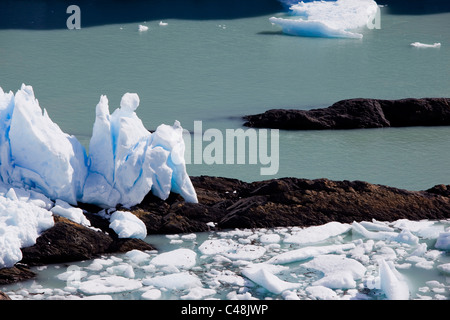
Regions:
[[435, 231, 450, 251], [109, 210, 147, 239], [78, 276, 142, 295], [410, 42, 441, 48], [83, 93, 197, 207], [270, 0, 379, 39], [242, 265, 301, 294], [379, 259, 409, 300], [8, 84, 88, 205], [283, 221, 351, 244], [0, 84, 197, 209], [142, 272, 202, 290], [138, 25, 148, 32], [302, 255, 366, 289], [268, 243, 355, 264], [150, 248, 197, 269]]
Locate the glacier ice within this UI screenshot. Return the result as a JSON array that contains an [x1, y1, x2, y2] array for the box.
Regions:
[[7, 85, 88, 205], [270, 0, 379, 39], [0, 83, 197, 268], [0, 84, 197, 208]]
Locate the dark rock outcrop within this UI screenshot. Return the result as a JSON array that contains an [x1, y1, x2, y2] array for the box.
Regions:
[[20, 216, 154, 267], [129, 176, 450, 233], [243, 98, 450, 130], [0, 264, 36, 285], [0, 291, 11, 300]]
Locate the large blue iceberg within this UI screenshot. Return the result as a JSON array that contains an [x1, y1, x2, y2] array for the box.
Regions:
[[0, 84, 198, 208], [270, 0, 379, 39]]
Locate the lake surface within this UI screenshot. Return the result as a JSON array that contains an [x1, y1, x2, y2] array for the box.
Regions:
[[1, 0, 450, 190]]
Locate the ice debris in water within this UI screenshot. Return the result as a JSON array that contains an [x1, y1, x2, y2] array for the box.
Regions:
[[2, 218, 449, 300], [410, 42, 441, 48], [270, 0, 379, 39], [138, 25, 148, 32]]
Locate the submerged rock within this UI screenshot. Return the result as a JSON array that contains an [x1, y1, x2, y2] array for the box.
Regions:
[[243, 98, 450, 129]]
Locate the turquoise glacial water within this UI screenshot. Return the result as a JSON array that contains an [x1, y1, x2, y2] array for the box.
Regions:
[[1, 1, 450, 190]]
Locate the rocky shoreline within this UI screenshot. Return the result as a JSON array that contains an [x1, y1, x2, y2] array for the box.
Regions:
[[243, 98, 450, 130], [1, 175, 450, 291]]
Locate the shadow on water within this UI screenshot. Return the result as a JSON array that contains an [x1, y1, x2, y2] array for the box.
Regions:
[[0, 0, 283, 30], [378, 0, 450, 15], [257, 30, 284, 36]]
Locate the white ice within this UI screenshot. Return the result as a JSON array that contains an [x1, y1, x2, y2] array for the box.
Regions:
[[302, 255, 366, 289], [435, 231, 450, 251], [109, 210, 147, 240], [242, 265, 301, 294], [268, 243, 355, 264], [138, 25, 149, 32], [0, 187, 54, 268], [352, 221, 419, 245], [7, 85, 88, 205], [0, 84, 197, 209], [150, 248, 197, 269], [379, 259, 410, 300], [51, 199, 90, 227], [270, 0, 379, 39], [78, 276, 142, 295], [0, 84, 198, 267], [283, 221, 351, 244], [410, 42, 441, 48], [142, 272, 202, 290]]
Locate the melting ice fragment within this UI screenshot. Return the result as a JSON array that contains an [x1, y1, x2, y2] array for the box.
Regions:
[[283, 221, 351, 245], [242, 264, 301, 294], [109, 210, 147, 239], [410, 42, 441, 48], [435, 231, 450, 251], [138, 25, 148, 32], [270, 0, 379, 39], [302, 255, 366, 290], [379, 259, 409, 300]]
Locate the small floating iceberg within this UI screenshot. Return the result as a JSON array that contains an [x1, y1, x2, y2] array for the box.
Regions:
[[410, 42, 441, 48], [138, 25, 149, 32], [270, 0, 379, 39], [159, 21, 168, 26]]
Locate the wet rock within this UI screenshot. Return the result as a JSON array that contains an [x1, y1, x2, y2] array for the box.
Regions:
[[0, 264, 36, 285], [20, 216, 153, 267], [243, 98, 450, 129], [130, 176, 450, 232]]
